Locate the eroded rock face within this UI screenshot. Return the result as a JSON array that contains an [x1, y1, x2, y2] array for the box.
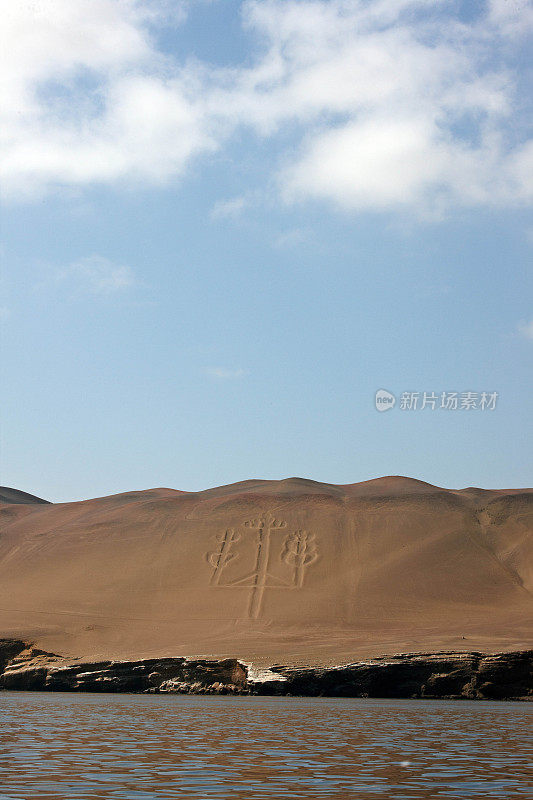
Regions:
[[0, 639, 27, 671], [0, 647, 248, 694], [258, 651, 533, 700], [0, 644, 530, 699]]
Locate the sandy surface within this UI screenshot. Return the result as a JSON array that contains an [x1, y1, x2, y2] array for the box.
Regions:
[[0, 476, 531, 666]]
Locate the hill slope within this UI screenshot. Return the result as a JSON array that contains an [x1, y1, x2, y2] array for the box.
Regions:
[[0, 487, 50, 505], [0, 477, 531, 666]]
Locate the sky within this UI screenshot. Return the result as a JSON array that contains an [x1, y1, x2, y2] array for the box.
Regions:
[[0, 0, 532, 502]]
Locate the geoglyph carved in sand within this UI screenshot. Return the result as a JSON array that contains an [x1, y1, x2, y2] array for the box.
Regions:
[[207, 512, 319, 618]]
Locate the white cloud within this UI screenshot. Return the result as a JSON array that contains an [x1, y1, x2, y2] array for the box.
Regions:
[[0, 0, 531, 215], [285, 117, 449, 210], [274, 228, 308, 247], [57, 255, 136, 295], [0, 0, 212, 198], [210, 195, 248, 219], [207, 367, 247, 379], [518, 319, 533, 340], [248, 0, 532, 212], [488, 0, 533, 33]]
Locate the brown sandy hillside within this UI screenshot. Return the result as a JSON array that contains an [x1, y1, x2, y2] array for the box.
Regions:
[[0, 477, 531, 666]]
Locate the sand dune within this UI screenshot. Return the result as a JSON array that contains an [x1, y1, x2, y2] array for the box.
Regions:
[[0, 476, 531, 666]]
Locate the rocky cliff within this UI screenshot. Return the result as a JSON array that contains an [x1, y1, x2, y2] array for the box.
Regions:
[[263, 650, 533, 700], [0, 640, 248, 694], [1, 640, 530, 700]]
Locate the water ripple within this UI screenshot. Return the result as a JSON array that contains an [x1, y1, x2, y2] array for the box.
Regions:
[[0, 694, 531, 799]]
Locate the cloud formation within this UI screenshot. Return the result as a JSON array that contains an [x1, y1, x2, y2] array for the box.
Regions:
[[210, 195, 249, 219], [0, 0, 211, 198], [1, 0, 531, 214], [57, 255, 136, 295], [207, 367, 247, 379], [518, 319, 533, 341]]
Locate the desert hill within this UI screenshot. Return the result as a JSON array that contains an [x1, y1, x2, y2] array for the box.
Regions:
[[0, 487, 51, 505], [0, 476, 531, 666]]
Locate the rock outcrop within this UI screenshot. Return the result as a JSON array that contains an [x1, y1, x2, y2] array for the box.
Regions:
[[0, 639, 28, 672], [0, 640, 530, 699], [0, 641, 247, 694], [259, 651, 533, 700]]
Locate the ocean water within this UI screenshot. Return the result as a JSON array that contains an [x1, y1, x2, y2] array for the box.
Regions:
[[0, 693, 531, 799]]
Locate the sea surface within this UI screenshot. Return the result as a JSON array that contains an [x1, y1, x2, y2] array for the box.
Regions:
[[0, 693, 531, 799]]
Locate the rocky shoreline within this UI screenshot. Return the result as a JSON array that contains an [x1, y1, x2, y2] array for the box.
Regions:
[[0, 640, 531, 700]]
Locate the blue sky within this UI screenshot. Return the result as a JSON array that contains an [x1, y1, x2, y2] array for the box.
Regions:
[[1, 0, 532, 502]]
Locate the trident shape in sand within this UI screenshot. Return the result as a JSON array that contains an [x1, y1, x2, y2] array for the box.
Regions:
[[208, 528, 240, 586], [207, 513, 318, 619]]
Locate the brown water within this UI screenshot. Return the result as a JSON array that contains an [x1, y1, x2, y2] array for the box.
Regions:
[[0, 693, 531, 799]]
